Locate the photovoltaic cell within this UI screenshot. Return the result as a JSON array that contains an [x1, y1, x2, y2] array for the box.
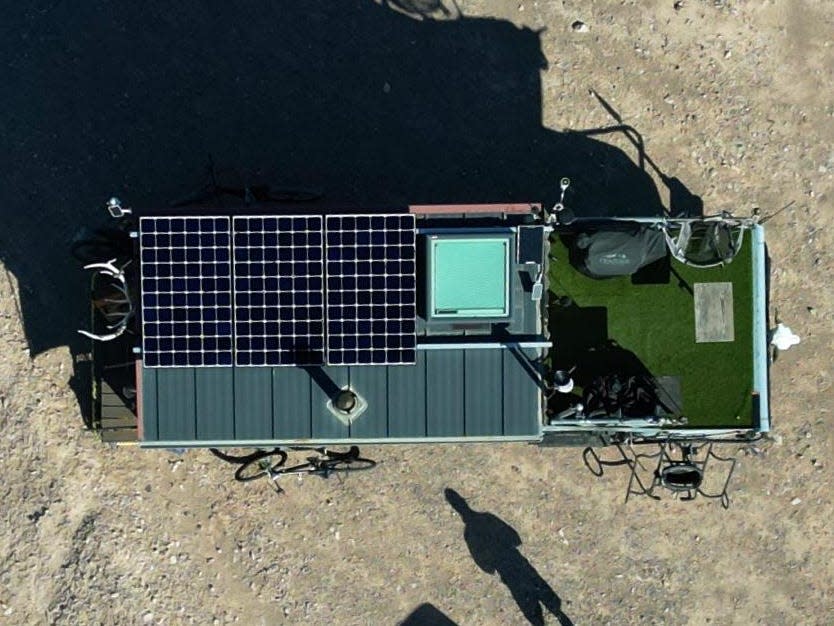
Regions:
[[325, 214, 417, 366], [139, 217, 233, 367], [233, 216, 325, 366]]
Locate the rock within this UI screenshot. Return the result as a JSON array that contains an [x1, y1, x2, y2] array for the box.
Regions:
[[791, 497, 802, 506], [571, 21, 589, 33]]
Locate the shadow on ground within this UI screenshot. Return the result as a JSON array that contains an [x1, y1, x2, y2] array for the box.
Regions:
[[399, 602, 458, 626], [446, 488, 574, 626], [0, 1, 675, 415]]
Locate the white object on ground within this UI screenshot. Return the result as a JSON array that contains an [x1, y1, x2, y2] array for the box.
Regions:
[[770, 323, 801, 350]]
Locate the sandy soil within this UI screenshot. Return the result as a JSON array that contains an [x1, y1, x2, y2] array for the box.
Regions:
[[1, 1, 833, 624]]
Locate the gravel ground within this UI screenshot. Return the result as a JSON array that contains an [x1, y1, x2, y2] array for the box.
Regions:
[[1, 1, 833, 624]]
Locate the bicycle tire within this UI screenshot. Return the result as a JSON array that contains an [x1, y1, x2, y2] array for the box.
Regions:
[[320, 456, 377, 473], [234, 449, 289, 482]]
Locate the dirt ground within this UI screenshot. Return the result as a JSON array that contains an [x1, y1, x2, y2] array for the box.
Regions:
[[1, 1, 833, 624]]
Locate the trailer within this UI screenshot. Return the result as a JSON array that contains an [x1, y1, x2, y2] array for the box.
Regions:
[[78, 183, 769, 505]]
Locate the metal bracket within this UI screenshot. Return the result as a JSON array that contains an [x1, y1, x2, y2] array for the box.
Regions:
[[106, 197, 132, 218]]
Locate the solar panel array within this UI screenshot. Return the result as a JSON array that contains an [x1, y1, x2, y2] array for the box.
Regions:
[[139, 213, 416, 368], [233, 216, 324, 366], [325, 215, 416, 365], [139, 217, 233, 367]]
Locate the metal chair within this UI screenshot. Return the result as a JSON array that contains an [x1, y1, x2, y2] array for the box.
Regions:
[[626, 441, 736, 508], [583, 440, 737, 508], [661, 214, 757, 268]]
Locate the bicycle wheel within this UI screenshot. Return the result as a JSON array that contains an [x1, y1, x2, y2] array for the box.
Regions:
[[321, 456, 377, 473], [234, 449, 288, 482]]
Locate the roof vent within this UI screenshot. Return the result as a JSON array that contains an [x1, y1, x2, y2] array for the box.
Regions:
[[326, 388, 368, 426]]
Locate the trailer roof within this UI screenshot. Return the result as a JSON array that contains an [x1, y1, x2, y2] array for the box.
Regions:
[[138, 346, 544, 446], [135, 206, 549, 446]]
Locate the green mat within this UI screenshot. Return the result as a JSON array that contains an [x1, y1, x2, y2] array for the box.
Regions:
[[547, 234, 754, 428]]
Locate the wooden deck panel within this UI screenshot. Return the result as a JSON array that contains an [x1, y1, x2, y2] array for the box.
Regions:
[[99, 380, 138, 442], [100, 415, 138, 428], [409, 203, 539, 215], [100, 428, 139, 443]]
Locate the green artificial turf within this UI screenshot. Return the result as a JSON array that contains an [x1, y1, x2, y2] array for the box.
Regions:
[[547, 234, 754, 428]]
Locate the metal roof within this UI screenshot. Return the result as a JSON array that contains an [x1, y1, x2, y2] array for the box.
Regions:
[[138, 346, 544, 446], [134, 209, 549, 446]]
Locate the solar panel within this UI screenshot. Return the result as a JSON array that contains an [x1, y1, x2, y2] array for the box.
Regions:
[[325, 214, 417, 366], [232, 216, 325, 366], [139, 216, 233, 367]]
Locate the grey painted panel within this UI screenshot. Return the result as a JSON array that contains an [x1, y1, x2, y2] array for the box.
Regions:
[[465, 350, 503, 436], [234, 368, 273, 439], [195, 368, 235, 440], [426, 350, 464, 436], [143, 345, 542, 443], [503, 348, 541, 436], [387, 352, 427, 437], [349, 365, 389, 438], [157, 369, 196, 441], [140, 367, 158, 441], [311, 367, 349, 439], [273, 368, 313, 439]]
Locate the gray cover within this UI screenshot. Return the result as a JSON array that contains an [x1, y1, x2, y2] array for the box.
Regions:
[[575, 227, 667, 277]]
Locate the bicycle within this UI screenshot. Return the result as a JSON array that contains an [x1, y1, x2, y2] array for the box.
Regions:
[[232, 446, 377, 492]]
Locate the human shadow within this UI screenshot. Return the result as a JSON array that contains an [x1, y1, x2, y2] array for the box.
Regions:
[[0, 1, 686, 417], [445, 488, 573, 626], [399, 603, 458, 626]]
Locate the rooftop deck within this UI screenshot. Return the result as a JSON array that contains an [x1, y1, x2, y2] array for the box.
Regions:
[[546, 224, 763, 430]]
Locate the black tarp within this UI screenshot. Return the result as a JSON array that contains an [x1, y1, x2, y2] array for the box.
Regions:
[[573, 226, 667, 278]]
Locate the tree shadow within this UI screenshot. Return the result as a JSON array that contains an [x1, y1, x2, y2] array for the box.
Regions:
[[445, 488, 573, 626], [0, 1, 685, 416]]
